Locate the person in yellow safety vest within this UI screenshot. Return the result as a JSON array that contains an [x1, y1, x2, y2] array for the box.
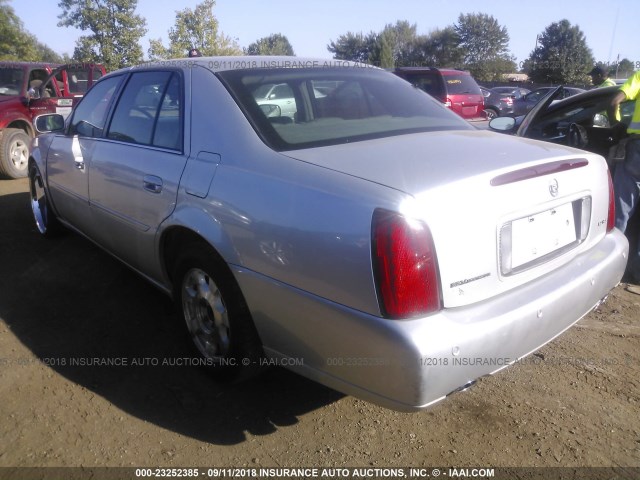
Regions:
[[588, 66, 617, 88], [609, 71, 640, 285]]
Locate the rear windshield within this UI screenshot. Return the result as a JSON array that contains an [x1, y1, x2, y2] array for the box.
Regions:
[[217, 67, 471, 151], [441, 74, 482, 95]]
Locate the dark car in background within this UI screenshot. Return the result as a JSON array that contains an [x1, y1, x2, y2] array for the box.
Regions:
[[481, 86, 530, 119], [488, 85, 632, 159], [491, 86, 531, 98], [511, 86, 585, 117], [394, 67, 484, 120]]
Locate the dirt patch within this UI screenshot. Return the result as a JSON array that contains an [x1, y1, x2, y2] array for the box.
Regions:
[[0, 178, 638, 473]]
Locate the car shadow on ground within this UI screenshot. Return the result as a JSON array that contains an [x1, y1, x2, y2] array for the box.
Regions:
[[0, 191, 343, 445]]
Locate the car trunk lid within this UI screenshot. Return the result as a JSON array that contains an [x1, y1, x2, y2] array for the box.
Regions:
[[283, 130, 611, 309]]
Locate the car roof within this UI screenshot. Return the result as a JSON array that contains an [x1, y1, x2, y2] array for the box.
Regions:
[[393, 67, 471, 75], [0, 61, 58, 69], [111, 56, 376, 75]]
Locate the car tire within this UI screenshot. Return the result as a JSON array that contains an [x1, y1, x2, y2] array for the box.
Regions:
[[0, 129, 31, 179], [172, 243, 263, 382], [29, 163, 61, 237], [484, 108, 498, 120]]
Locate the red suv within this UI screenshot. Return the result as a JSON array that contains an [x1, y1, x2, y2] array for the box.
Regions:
[[393, 67, 485, 121], [0, 62, 105, 178]]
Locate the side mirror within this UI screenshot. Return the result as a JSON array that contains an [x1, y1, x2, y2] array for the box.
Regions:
[[489, 116, 516, 132], [34, 114, 65, 133], [259, 104, 282, 118], [593, 113, 610, 128], [27, 87, 40, 100]]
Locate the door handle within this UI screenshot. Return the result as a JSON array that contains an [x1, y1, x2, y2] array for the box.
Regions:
[[143, 175, 163, 194]]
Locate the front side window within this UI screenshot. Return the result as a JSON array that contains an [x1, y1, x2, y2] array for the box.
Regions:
[[0, 68, 24, 95], [107, 71, 183, 150], [70, 75, 123, 138], [219, 68, 470, 151], [28, 68, 56, 97]]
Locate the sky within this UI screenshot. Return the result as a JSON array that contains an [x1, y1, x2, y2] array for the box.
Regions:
[[11, 0, 639, 72]]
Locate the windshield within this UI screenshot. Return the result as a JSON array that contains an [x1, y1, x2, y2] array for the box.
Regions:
[[0, 68, 24, 96], [218, 67, 471, 151]]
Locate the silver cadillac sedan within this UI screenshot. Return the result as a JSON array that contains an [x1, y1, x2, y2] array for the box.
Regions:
[[28, 57, 628, 411]]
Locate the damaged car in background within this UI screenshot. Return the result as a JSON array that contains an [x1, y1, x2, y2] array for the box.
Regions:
[[28, 57, 628, 411]]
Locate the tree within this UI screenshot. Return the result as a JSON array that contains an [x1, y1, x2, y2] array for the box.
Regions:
[[613, 58, 635, 78], [34, 41, 66, 63], [246, 34, 294, 56], [0, 0, 67, 62], [376, 31, 395, 68], [327, 31, 376, 63], [58, 0, 147, 70], [525, 20, 594, 84], [328, 21, 418, 67], [412, 27, 464, 68], [454, 13, 516, 81], [0, 0, 65, 62], [147, 0, 241, 60], [0, 0, 37, 60], [377, 21, 418, 68]]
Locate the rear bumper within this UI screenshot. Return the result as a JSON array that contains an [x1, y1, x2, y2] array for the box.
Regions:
[[236, 229, 628, 412]]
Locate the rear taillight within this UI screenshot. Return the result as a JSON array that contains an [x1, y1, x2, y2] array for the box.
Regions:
[[501, 96, 513, 106], [371, 209, 441, 319], [607, 168, 616, 232]]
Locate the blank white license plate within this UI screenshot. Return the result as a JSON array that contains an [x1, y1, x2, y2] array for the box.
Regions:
[[511, 202, 576, 269]]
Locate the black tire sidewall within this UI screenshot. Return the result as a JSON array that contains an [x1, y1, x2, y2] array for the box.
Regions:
[[485, 108, 498, 120], [0, 129, 30, 179]]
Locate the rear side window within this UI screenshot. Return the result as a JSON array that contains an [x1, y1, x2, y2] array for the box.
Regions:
[[67, 65, 104, 95], [67, 68, 90, 94], [107, 71, 183, 150], [93, 66, 104, 82], [396, 72, 445, 99]]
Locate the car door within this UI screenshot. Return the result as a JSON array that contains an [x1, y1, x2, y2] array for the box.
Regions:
[[46, 75, 124, 232], [88, 69, 188, 275]]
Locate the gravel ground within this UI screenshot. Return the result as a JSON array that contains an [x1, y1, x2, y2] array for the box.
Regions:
[[0, 177, 638, 479]]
